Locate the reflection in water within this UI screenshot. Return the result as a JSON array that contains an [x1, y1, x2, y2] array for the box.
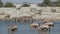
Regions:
[[40, 31, 50, 34], [30, 26, 50, 34], [38, 30, 50, 34], [0, 20, 60, 34], [8, 28, 18, 34]]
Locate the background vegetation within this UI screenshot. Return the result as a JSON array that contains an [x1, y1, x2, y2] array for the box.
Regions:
[[0, 0, 16, 7], [37, 0, 60, 7], [0, 0, 60, 7]]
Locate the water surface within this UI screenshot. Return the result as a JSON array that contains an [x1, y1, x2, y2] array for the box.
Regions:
[[0, 20, 60, 34]]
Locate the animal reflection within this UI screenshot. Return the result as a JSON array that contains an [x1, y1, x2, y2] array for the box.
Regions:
[[38, 24, 50, 31], [30, 20, 54, 31], [8, 25, 18, 34], [38, 30, 50, 34]]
